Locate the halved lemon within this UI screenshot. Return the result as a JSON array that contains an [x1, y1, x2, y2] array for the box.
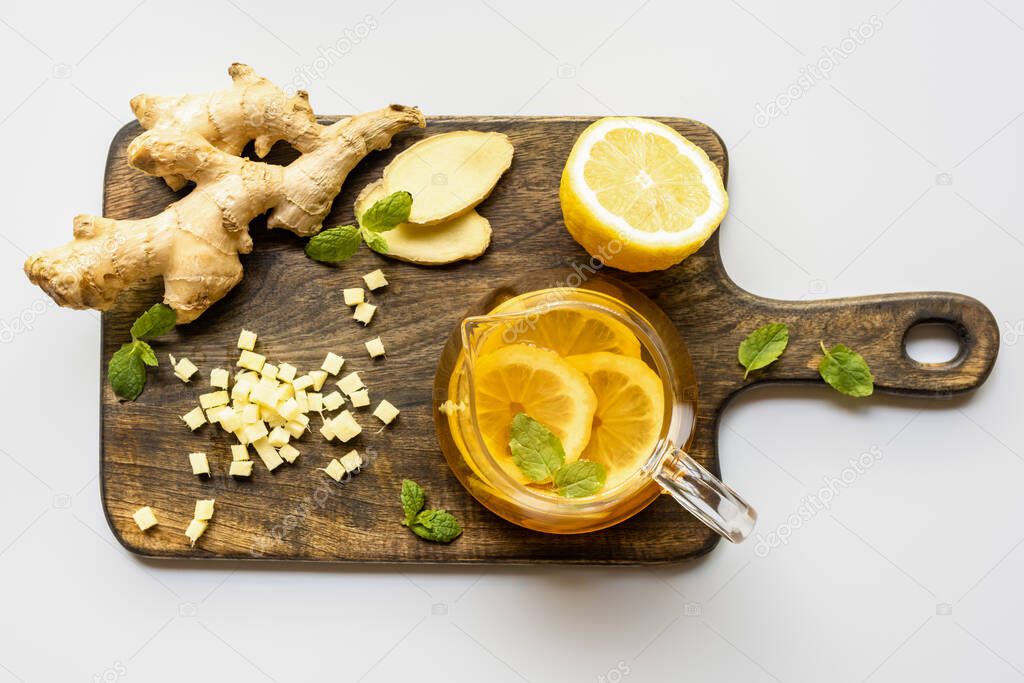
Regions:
[[567, 352, 664, 489], [475, 304, 642, 359], [560, 116, 728, 272], [473, 344, 597, 484]]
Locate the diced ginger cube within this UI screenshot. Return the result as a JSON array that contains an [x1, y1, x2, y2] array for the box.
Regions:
[[278, 398, 301, 421], [291, 374, 315, 391], [237, 350, 265, 372], [278, 444, 300, 464], [353, 302, 376, 325], [231, 379, 253, 402], [210, 368, 230, 389], [199, 391, 229, 410], [337, 371, 364, 396], [194, 499, 215, 521], [277, 363, 297, 382], [322, 391, 345, 411], [174, 357, 198, 382], [365, 337, 386, 358], [260, 363, 279, 380], [340, 450, 363, 473], [285, 419, 307, 439], [133, 506, 158, 531], [268, 426, 290, 448], [217, 408, 242, 433], [319, 420, 336, 441], [363, 269, 388, 291], [330, 410, 362, 443], [236, 370, 259, 384], [231, 444, 249, 461], [239, 404, 260, 424], [309, 370, 328, 392], [321, 458, 346, 482], [373, 400, 400, 425], [229, 460, 253, 477], [189, 452, 210, 476], [343, 288, 365, 306], [240, 421, 268, 444], [185, 519, 208, 547], [349, 389, 370, 408], [252, 438, 284, 471], [249, 379, 278, 407], [307, 392, 323, 412], [181, 407, 206, 431], [321, 352, 345, 375], [237, 329, 257, 351], [274, 382, 294, 404]]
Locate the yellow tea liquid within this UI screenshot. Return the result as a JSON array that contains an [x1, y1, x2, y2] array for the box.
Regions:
[[446, 288, 667, 501]]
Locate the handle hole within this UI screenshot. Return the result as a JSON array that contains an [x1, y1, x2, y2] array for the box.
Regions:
[[904, 321, 963, 366]]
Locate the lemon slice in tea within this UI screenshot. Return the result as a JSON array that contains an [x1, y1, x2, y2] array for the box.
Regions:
[[568, 352, 665, 489], [473, 344, 597, 484]]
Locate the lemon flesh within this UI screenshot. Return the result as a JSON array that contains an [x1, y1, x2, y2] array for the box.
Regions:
[[472, 344, 597, 484], [567, 352, 664, 489], [560, 116, 728, 272]]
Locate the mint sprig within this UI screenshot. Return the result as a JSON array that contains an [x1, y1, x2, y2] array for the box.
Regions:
[[399, 479, 462, 543], [738, 322, 789, 378], [305, 191, 411, 263], [509, 412, 565, 482], [818, 341, 874, 397], [109, 303, 176, 401], [508, 413, 607, 498]]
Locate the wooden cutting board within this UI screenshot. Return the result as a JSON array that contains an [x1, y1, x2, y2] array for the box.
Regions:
[[99, 116, 999, 564]]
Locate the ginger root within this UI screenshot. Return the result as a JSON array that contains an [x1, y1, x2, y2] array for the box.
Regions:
[[25, 64, 424, 323], [355, 181, 491, 265], [382, 130, 513, 225]]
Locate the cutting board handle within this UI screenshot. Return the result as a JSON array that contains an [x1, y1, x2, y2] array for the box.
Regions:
[[742, 291, 999, 396]]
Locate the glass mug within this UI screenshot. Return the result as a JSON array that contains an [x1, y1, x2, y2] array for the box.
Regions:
[[433, 269, 756, 541]]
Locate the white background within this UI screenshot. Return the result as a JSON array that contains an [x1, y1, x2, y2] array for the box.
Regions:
[[2, 1, 1022, 681]]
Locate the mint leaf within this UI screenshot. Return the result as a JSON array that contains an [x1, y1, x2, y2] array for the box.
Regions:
[[509, 413, 565, 483], [400, 479, 425, 525], [136, 340, 158, 367], [130, 303, 176, 340], [109, 342, 147, 401], [362, 229, 389, 254], [738, 322, 789, 378], [305, 225, 362, 263], [553, 460, 607, 498], [818, 341, 874, 397], [410, 509, 462, 543], [360, 191, 412, 232]]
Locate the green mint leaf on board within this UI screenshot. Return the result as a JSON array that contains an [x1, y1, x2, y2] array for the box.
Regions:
[[553, 460, 607, 498], [136, 340, 158, 367], [130, 303, 177, 341], [362, 229, 389, 255], [818, 341, 874, 397], [509, 412, 565, 482], [305, 225, 362, 263], [109, 342, 147, 401], [410, 509, 462, 543], [738, 322, 789, 378], [400, 479, 426, 525], [360, 191, 412, 232]]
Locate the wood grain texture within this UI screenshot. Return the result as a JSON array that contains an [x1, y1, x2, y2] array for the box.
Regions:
[[99, 116, 999, 564]]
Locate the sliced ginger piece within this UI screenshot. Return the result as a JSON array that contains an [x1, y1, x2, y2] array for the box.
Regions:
[[382, 130, 513, 225], [355, 181, 491, 265]]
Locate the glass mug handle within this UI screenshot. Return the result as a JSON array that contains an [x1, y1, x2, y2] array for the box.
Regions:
[[652, 449, 757, 543]]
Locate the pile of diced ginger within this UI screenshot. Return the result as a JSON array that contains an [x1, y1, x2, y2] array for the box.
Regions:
[[173, 269, 399, 483]]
